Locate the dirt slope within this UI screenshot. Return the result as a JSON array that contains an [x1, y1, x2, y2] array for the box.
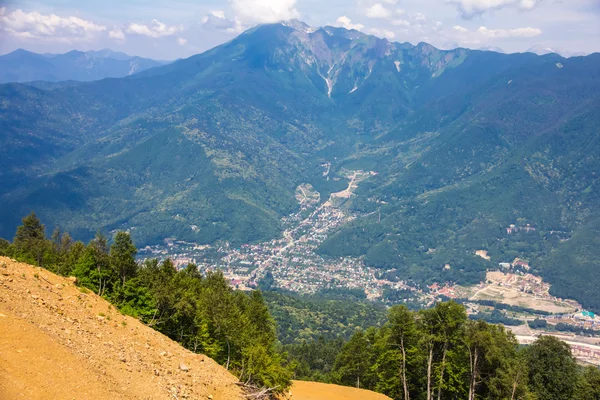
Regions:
[[0, 256, 244, 400], [289, 381, 392, 400]]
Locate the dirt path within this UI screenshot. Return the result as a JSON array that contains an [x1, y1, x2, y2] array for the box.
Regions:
[[288, 381, 391, 400], [0, 256, 243, 400]]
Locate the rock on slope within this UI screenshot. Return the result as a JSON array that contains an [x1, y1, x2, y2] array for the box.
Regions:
[[0, 256, 243, 400]]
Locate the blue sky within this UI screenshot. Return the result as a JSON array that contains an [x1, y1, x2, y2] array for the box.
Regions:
[[1, 0, 598, 59]]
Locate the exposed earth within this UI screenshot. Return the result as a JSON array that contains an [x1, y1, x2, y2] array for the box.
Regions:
[[0, 256, 243, 400], [468, 271, 578, 314], [0, 256, 391, 400], [289, 381, 391, 400]]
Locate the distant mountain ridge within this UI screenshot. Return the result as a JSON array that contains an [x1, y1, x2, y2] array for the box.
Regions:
[[0, 48, 169, 83], [526, 44, 588, 58], [1, 20, 600, 312]]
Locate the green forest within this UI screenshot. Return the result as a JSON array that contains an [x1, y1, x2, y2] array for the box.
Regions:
[[2, 25, 600, 316], [1, 212, 599, 399]]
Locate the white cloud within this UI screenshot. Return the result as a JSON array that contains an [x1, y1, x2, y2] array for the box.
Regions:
[[449, 0, 539, 18], [0, 8, 106, 42], [369, 27, 396, 39], [210, 10, 226, 19], [518, 0, 537, 10], [413, 12, 427, 23], [108, 26, 125, 40], [382, 0, 398, 4], [177, 37, 187, 45], [453, 25, 469, 33], [201, 12, 244, 34], [365, 3, 391, 19], [478, 26, 542, 38], [396, 8, 406, 15], [127, 19, 181, 38], [336, 16, 364, 31], [231, 0, 299, 24], [391, 19, 410, 27]]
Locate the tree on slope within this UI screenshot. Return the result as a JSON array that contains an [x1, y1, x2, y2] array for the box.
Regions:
[[526, 335, 578, 400], [110, 231, 137, 287], [73, 233, 111, 295], [377, 305, 419, 400], [12, 212, 47, 266], [333, 329, 373, 389]]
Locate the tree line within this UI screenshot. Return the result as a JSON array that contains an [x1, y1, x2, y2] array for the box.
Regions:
[[1, 212, 599, 399], [0, 213, 291, 392], [289, 301, 600, 400]]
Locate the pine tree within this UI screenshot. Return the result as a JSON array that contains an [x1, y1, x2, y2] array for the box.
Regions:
[[0, 238, 10, 256], [110, 231, 138, 287], [13, 212, 47, 266]]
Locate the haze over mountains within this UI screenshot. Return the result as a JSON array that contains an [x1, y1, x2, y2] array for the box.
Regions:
[[1, 20, 599, 311], [0, 48, 168, 83], [526, 45, 588, 58]]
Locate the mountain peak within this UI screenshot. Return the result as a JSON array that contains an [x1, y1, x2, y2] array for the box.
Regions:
[[86, 48, 132, 61], [280, 19, 314, 32], [527, 45, 558, 56], [3, 48, 38, 58], [525, 44, 587, 58]]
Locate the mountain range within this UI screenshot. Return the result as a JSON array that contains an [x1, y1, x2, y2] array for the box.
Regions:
[[1, 20, 599, 311], [0, 48, 168, 83], [526, 45, 588, 58]]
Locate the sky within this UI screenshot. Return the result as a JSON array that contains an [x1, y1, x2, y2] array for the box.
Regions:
[[0, 0, 598, 60]]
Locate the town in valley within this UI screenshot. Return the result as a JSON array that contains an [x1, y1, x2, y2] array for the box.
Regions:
[[139, 169, 600, 366]]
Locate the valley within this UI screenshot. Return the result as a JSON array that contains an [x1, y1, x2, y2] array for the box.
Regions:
[[138, 169, 403, 297], [2, 21, 600, 315], [138, 166, 600, 366], [1, 0, 600, 396]]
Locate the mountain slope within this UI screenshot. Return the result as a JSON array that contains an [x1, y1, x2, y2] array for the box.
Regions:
[[0, 22, 487, 245], [318, 53, 600, 307], [1, 21, 600, 310], [0, 49, 167, 83], [0, 256, 243, 399]]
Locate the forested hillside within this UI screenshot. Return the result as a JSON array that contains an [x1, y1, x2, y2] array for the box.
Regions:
[[0, 213, 291, 393], [263, 291, 387, 344], [288, 302, 600, 400], [1, 20, 600, 310], [2, 212, 599, 399]]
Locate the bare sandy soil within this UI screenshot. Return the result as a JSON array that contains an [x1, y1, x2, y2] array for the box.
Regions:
[[0, 256, 393, 400], [0, 256, 243, 400], [288, 381, 391, 400]]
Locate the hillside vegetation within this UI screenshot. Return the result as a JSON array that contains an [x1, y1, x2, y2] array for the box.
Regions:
[[0, 213, 292, 394], [1, 22, 599, 311], [2, 212, 599, 399]]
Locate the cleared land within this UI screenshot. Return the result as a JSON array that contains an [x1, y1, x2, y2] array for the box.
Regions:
[[324, 170, 375, 207], [295, 183, 320, 204], [469, 271, 578, 314], [288, 381, 391, 400], [0, 256, 243, 400]]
